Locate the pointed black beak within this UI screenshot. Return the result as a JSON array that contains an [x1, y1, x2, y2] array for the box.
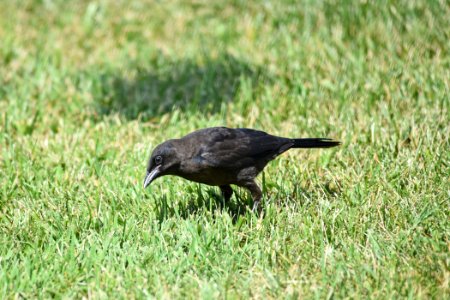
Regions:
[[143, 165, 161, 188]]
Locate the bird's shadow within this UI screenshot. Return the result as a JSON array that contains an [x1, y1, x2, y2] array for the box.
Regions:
[[154, 186, 252, 224], [94, 53, 268, 121]]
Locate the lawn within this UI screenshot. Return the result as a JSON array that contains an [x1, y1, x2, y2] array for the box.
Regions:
[[0, 0, 449, 298]]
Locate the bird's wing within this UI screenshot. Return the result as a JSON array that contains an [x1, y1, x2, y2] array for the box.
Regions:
[[195, 127, 292, 169]]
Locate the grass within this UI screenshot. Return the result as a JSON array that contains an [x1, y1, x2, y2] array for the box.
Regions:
[[0, 0, 449, 298]]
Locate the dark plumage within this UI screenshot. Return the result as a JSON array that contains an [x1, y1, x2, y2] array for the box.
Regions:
[[143, 127, 340, 212]]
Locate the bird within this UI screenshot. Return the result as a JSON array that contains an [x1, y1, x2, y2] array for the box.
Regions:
[[143, 127, 340, 212]]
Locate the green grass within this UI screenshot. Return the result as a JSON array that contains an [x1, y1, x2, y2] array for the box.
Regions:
[[1, 0, 449, 298]]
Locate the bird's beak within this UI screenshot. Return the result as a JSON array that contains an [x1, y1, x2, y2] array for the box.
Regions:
[[143, 165, 161, 188]]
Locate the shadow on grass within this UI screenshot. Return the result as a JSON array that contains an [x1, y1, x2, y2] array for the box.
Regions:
[[95, 53, 266, 121], [154, 186, 252, 224]]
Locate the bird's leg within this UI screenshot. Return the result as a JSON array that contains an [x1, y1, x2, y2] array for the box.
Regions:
[[219, 185, 233, 202], [239, 181, 262, 213]]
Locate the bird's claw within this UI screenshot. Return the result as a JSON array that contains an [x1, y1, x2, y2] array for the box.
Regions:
[[252, 200, 261, 214]]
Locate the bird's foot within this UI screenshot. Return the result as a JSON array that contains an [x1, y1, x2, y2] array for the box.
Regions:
[[251, 200, 262, 215]]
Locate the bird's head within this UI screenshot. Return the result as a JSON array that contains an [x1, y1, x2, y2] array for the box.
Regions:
[[143, 140, 180, 188]]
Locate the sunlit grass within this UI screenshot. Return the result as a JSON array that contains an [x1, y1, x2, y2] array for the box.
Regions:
[[0, 0, 449, 298]]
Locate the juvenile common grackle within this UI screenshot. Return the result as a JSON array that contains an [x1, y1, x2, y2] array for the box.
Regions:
[[143, 127, 340, 212]]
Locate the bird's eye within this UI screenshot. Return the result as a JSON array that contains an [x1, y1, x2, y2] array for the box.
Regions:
[[154, 155, 163, 165]]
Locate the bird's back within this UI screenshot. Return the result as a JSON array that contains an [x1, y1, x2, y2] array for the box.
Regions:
[[180, 127, 292, 170]]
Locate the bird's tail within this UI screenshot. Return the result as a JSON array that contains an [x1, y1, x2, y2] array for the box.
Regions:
[[292, 138, 341, 148]]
